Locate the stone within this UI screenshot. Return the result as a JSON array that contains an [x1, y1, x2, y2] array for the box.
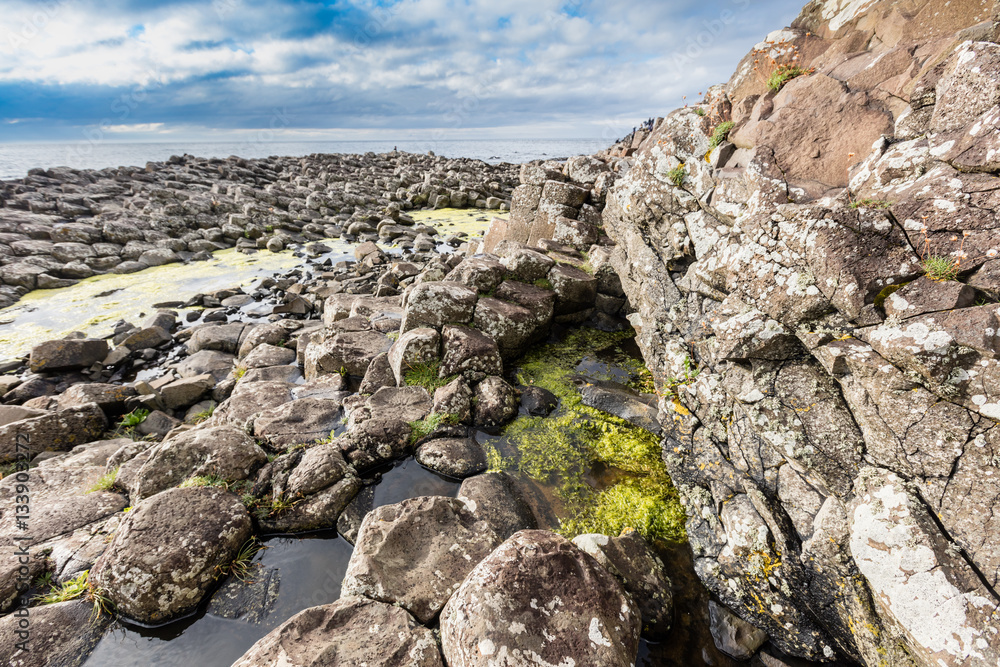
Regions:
[[439, 324, 503, 379], [473, 297, 542, 359], [174, 349, 235, 382], [553, 216, 599, 249], [359, 351, 395, 394], [541, 179, 589, 208], [119, 326, 171, 351], [0, 600, 111, 667], [212, 380, 296, 429], [548, 264, 597, 315], [29, 338, 108, 373], [187, 322, 246, 354], [882, 276, 976, 320], [519, 385, 558, 416], [457, 472, 537, 541], [366, 386, 433, 423], [473, 376, 519, 433], [389, 327, 441, 385], [253, 398, 344, 448], [231, 596, 444, 667], [0, 405, 45, 427], [136, 409, 182, 437], [238, 323, 287, 358], [572, 530, 674, 640], [242, 343, 296, 369], [57, 383, 137, 414], [128, 425, 267, 500], [342, 496, 501, 623], [416, 437, 487, 478], [304, 330, 392, 379], [0, 403, 107, 464], [91, 487, 251, 625], [400, 281, 478, 332], [445, 256, 506, 293], [501, 247, 555, 282], [432, 377, 473, 424], [580, 383, 660, 435], [565, 155, 609, 184], [440, 530, 640, 667], [709, 601, 769, 660], [158, 374, 215, 410]]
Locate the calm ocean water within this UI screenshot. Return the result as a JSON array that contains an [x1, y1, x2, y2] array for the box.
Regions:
[[0, 138, 609, 181]]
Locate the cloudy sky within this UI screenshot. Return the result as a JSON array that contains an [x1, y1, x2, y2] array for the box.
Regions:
[[0, 0, 803, 143]]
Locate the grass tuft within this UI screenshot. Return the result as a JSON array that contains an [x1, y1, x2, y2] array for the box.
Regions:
[[408, 412, 460, 445], [922, 256, 960, 281], [86, 467, 119, 494], [666, 165, 687, 188], [215, 538, 266, 582], [709, 121, 735, 149], [767, 64, 809, 91], [403, 361, 456, 393], [35, 570, 115, 620]]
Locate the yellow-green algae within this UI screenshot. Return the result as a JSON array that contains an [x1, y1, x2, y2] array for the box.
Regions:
[[0, 243, 347, 359], [408, 208, 506, 244], [490, 327, 687, 545]]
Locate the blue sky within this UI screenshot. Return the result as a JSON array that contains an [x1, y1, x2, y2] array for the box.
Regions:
[[0, 0, 804, 143]]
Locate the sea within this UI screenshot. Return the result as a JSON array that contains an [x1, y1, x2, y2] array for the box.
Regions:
[[0, 138, 611, 181]]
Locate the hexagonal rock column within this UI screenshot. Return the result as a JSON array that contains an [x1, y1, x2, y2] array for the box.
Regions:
[[440, 530, 641, 667]]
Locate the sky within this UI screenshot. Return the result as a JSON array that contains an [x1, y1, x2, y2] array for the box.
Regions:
[[0, 0, 804, 144]]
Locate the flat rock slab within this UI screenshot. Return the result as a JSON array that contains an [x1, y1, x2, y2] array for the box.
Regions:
[[0, 403, 107, 464], [0, 599, 111, 667], [342, 495, 500, 623], [232, 596, 443, 667], [366, 386, 433, 423], [91, 486, 251, 625], [401, 281, 478, 332], [253, 397, 344, 448], [29, 338, 108, 373], [440, 530, 641, 667], [580, 382, 661, 435]]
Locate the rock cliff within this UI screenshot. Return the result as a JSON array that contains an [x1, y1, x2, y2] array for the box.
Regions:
[[599, 0, 1000, 664]]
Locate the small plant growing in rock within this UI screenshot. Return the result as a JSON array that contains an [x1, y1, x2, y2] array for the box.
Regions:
[[694, 107, 706, 116], [86, 467, 120, 494], [766, 64, 810, 91], [403, 361, 454, 393], [849, 198, 893, 210], [922, 256, 961, 281], [408, 412, 460, 445], [667, 165, 687, 187], [709, 121, 735, 149], [215, 538, 266, 582], [179, 474, 229, 489], [233, 366, 247, 380], [35, 570, 115, 619], [115, 409, 149, 437], [189, 405, 215, 424], [752, 39, 814, 92], [533, 278, 553, 290]]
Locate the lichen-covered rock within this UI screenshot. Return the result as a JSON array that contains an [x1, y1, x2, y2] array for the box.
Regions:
[[416, 437, 487, 478], [187, 322, 246, 354], [342, 496, 500, 623], [129, 425, 267, 500], [432, 377, 473, 424], [401, 281, 478, 332], [304, 330, 392, 379], [445, 256, 506, 293], [473, 376, 519, 433], [548, 264, 597, 315], [253, 397, 344, 448], [389, 327, 441, 385], [366, 386, 433, 423], [231, 596, 444, 667], [0, 403, 107, 464], [90, 486, 251, 624], [339, 416, 412, 471], [439, 325, 503, 379], [0, 599, 111, 667], [210, 380, 296, 429], [28, 338, 108, 373], [572, 530, 674, 640], [708, 601, 769, 660], [242, 343, 296, 369], [440, 530, 641, 667], [457, 472, 538, 541]]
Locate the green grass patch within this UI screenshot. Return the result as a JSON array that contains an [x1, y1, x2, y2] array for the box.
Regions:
[[694, 107, 706, 116], [667, 165, 687, 188], [403, 361, 456, 393], [533, 278, 553, 290], [767, 64, 809, 91], [189, 405, 215, 424], [709, 121, 735, 149], [849, 198, 893, 210], [234, 366, 248, 380], [922, 256, 960, 281], [86, 467, 119, 494], [179, 474, 230, 489], [35, 570, 115, 618], [408, 412, 460, 445]]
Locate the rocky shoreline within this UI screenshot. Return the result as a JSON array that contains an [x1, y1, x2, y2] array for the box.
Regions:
[[3, 0, 1000, 665]]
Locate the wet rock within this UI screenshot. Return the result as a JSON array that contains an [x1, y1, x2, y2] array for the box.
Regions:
[[400, 281, 478, 331], [0, 599, 111, 667], [128, 425, 267, 500], [342, 496, 501, 623], [416, 437, 487, 478], [253, 397, 344, 448], [389, 327, 441, 385], [337, 484, 375, 545], [439, 325, 503, 379], [519, 385, 558, 416], [473, 376, 519, 433], [28, 338, 108, 373], [709, 601, 768, 660], [573, 530, 674, 639], [231, 596, 444, 667], [206, 562, 280, 623], [457, 472, 537, 541], [0, 403, 107, 463], [91, 487, 252, 625], [580, 383, 660, 435], [440, 530, 640, 667]]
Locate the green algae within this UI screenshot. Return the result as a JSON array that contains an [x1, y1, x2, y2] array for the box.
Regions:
[[498, 327, 687, 544], [408, 208, 507, 245]]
